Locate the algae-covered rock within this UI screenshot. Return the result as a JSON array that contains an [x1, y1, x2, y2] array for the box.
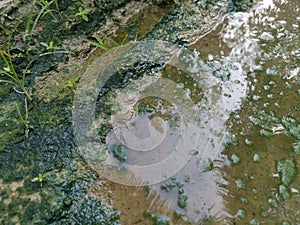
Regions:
[[291, 142, 300, 155], [268, 197, 279, 208], [276, 158, 297, 186], [154, 215, 171, 225], [281, 117, 300, 140], [237, 208, 247, 220], [279, 185, 291, 201], [144, 210, 171, 225], [69, 197, 120, 225]]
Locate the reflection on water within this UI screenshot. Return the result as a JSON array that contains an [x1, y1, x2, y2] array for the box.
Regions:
[[217, 0, 300, 224], [90, 0, 299, 224]]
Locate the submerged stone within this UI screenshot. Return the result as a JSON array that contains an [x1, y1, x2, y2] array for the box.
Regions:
[[276, 158, 297, 186]]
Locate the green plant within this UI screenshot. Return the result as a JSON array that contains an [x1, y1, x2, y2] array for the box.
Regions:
[[31, 172, 49, 187], [0, 26, 33, 102], [25, 0, 59, 35], [74, 7, 91, 22], [40, 41, 60, 51], [61, 77, 80, 93], [16, 98, 33, 138], [83, 35, 128, 51]]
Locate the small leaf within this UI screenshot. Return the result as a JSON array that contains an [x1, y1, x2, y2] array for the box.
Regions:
[[38, 173, 43, 182], [31, 177, 39, 182], [49, 41, 54, 49], [40, 42, 48, 47], [4, 67, 11, 72], [82, 15, 88, 22], [83, 9, 91, 14]]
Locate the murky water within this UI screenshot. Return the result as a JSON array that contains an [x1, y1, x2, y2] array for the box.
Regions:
[[73, 0, 300, 224], [1, 0, 296, 223]]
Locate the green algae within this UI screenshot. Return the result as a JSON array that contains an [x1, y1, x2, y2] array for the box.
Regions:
[[281, 221, 292, 225], [276, 158, 297, 186], [236, 179, 246, 190], [253, 154, 262, 163], [249, 218, 259, 225], [110, 145, 127, 163], [244, 138, 254, 146], [249, 111, 281, 138], [240, 196, 249, 204], [196, 157, 213, 172], [281, 117, 300, 140], [291, 142, 300, 155], [278, 185, 291, 201], [268, 197, 279, 208], [237, 208, 247, 220], [0, 97, 120, 224], [177, 194, 188, 209], [145, 0, 253, 45], [231, 154, 240, 164], [144, 210, 171, 225], [68, 197, 120, 225], [160, 176, 186, 192]]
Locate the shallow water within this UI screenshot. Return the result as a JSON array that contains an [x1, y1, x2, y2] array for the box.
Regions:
[[81, 0, 300, 224], [192, 0, 300, 223], [1, 0, 296, 223]]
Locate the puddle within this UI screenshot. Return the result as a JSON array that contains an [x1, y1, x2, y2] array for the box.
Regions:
[[1, 0, 298, 224], [192, 0, 300, 223], [75, 0, 300, 224]]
